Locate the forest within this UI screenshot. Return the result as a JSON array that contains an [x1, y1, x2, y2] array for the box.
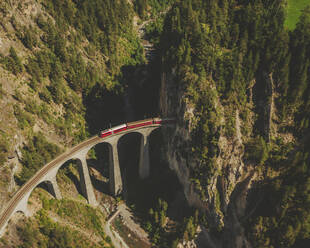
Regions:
[[158, 0, 310, 247], [0, 0, 309, 247]]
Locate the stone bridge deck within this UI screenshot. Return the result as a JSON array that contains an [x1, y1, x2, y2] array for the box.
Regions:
[[0, 120, 168, 236]]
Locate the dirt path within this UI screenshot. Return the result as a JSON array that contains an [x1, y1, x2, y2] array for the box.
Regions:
[[104, 203, 152, 248], [104, 204, 130, 248], [118, 204, 150, 244]]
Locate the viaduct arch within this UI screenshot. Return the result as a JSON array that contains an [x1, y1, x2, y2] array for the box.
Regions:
[[0, 119, 171, 236]]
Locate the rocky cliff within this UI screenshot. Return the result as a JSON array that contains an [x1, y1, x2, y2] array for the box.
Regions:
[[159, 68, 280, 247]]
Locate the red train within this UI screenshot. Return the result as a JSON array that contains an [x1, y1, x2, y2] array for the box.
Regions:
[[99, 118, 175, 138]]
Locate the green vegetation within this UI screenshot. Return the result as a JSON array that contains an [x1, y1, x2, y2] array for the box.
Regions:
[[1, 0, 149, 149], [147, 0, 175, 15], [134, 0, 175, 18], [0, 46, 23, 75], [13, 104, 35, 130], [144, 198, 168, 241], [143, 198, 176, 246], [144, 17, 164, 44], [0, 83, 4, 99], [42, 198, 106, 238], [160, 0, 310, 247], [244, 136, 270, 165], [28, 0, 146, 138], [134, 0, 148, 19], [247, 138, 310, 247], [0, 0, 310, 247], [285, 0, 310, 30], [0, 133, 9, 165], [18, 25, 38, 50], [143, 198, 199, 246], [0, 190, 113, 247], [14, 209, 113, 248], [15, 132, 61, 185], [43, 0, 143, 79]]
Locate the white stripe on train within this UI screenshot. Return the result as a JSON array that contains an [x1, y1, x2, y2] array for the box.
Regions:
[[99, 118, 174, 138]]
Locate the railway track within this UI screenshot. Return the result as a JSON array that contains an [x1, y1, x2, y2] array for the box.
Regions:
[[0, 135, 100, 233], [0, 120, 169, 235]]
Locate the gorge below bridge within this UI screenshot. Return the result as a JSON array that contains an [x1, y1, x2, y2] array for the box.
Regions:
[[0, 118, 173, 236]]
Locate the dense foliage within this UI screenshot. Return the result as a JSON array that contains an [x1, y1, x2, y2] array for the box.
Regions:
[[16, 132, 61, 185], [0, 0, 147, 144], [160, 0, 310, 246], [0, 47, 23, 75], [285, 0, 310, 29], [14, 208, 112, 248], [0, 133, 8, 165], [134, 0, 175, 18], [0, 0, 309, 247], [43, 0, 141, 77]]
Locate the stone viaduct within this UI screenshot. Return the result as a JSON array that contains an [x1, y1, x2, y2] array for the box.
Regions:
[[0, 120, 169, 236]]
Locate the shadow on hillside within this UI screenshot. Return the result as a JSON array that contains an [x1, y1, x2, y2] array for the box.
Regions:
[[87, 158, 110, 196], [83, 54, 162, 136], [57, 160, 85, 198], [118, 128, 189, 222], [84, 84, 125, 136], [119, 62, 161, 120], [89, 173, 110, 195]]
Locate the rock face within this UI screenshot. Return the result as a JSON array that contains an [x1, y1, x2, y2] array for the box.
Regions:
[[159, 70, 273, 247], [160, 71, 204, 209], [253, 72, 276, 142]]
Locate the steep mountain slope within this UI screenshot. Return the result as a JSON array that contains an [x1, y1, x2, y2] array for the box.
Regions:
[[158, 0, 310, 247], [0, 0, 310, 248], [0, 0, 144, 246], [0, 0, 142, 206]]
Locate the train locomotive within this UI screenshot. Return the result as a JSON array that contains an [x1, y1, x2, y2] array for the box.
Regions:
[[99, 118, 174, 138]]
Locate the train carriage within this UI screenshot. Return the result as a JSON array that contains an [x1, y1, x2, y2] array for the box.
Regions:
[[152, 117, 162, 124], [127, 118, 153, 129], [98, 117, 175, 138], [112, 124, 127, 134], [99, 129, 113, 138]]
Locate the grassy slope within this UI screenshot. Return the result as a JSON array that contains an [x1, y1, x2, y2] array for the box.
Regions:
[[285, 0, 310, 29], [0, 188, 113, 248]]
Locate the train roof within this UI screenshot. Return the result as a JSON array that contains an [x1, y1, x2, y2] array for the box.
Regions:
[[100, 128, 112, 134], [111, 124, 127, 131], [127, 118, 153, 126]]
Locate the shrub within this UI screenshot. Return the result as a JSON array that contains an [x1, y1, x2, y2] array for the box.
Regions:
[[21, 27, 37, 49], [13, 105, 34, 130], [0, 134, 8, 165], [244, 136, 269, 165], [39, 87, 53, 103], [1, 47, 23, 75], [0, 83, 5, 99], [16, 132, 61, 185]]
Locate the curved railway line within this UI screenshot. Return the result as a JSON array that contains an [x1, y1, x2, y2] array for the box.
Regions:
[[0, 118, 173, 236], [0, 135, 100, 234]]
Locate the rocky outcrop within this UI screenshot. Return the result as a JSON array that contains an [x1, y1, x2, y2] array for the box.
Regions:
[[253, 72, 276, 142], [159, 70, 261, 247], [160, 71, 205, 210]]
